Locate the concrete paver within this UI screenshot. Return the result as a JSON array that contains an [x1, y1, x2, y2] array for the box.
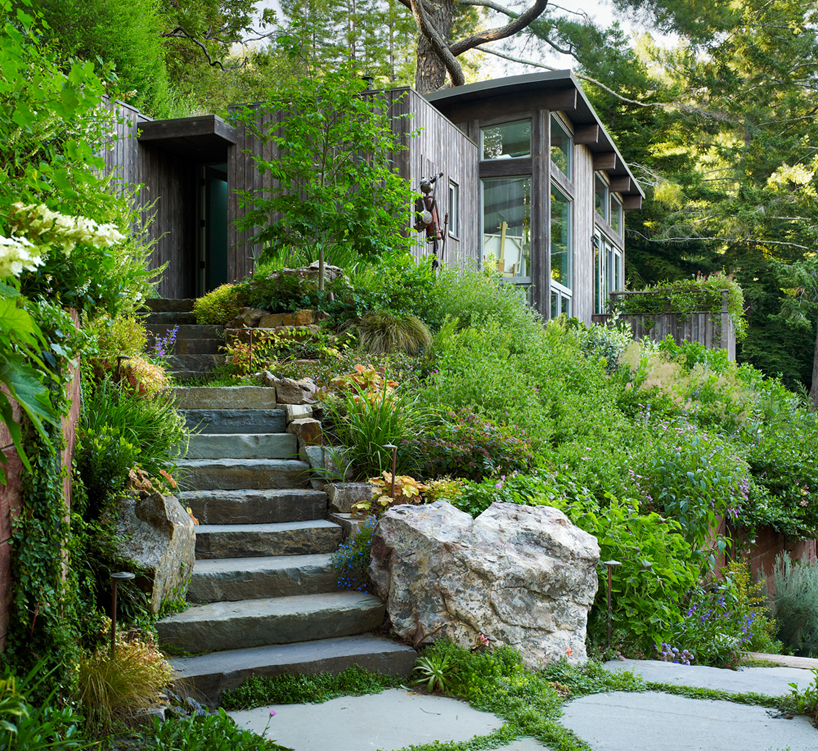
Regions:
[[604, 658, 817, 696], [229, 688, 503, 751], [560, 691, 817, 751]]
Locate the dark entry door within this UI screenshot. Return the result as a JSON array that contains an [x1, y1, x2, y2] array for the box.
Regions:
[[202, 164, 229, 293]]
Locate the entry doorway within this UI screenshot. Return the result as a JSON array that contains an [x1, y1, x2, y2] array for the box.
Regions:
[[198, 163, 229, 296]]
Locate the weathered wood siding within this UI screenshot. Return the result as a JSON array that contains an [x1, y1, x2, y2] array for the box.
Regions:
[[573, 144, 595, 324], [401, 89, 479, 268], [100, 99, 197, 298], [228, 91, 479, 276], [593, 305, 737, 359]]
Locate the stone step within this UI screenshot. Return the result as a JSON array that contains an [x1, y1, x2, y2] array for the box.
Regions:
[[157, 591, 385, 654], [165, 354, 225, 373], [194, 520, 340, 559], [187, 433, 297, 460], [187, 554, 337, 603], [178, 458, 310, 491], [173, 386, 279, 411], [172, 339, 223, 356], [170, 635, 417, 705], [142, 298, 196, 313], [146, 324, 223, 340], [183, 409, 286, 434], [144, 312, 197, 325], [180, 489, 327, 525]]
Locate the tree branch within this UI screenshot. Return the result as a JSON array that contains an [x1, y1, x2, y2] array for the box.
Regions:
[[407, 0, 466, 86], [475, 45, 669, 108], [450, 0, 549, 56], [161, 26, 250, 71]]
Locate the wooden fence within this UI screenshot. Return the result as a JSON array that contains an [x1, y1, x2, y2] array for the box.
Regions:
[[592, 289, 736, 360]]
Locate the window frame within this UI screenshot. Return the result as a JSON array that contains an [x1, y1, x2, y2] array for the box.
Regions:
[[448, 179, 460, 239], [480, 119, 533, 161]]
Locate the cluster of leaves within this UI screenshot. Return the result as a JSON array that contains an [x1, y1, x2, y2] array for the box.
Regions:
[[770, 553, 818, 658], [407, 409, 535, 482]]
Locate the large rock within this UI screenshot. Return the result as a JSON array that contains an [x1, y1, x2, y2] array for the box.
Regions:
[[115, 492, 196, 614], [369, 501, 599, 669], [227, 307, 270, 329]]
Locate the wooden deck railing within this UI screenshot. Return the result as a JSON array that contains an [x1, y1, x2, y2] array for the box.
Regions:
[[591, 289, 736, 360]]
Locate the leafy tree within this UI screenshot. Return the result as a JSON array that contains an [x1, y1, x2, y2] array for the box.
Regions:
[[233, 66, 417, 289]]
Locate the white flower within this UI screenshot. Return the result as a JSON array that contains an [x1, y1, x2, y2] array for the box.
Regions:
[[0, 235, 44, 278]]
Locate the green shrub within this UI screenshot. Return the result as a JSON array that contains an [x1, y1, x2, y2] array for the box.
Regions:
[[193, 283, 245, 325], [638, 419, 748, 563], [407, 409, 535, 482], [324, 382, 431, 479], [76, 426, 140, 518], [143, 708, 287, 750], [221, 665, 400, 711], [771, 553, 818, 657], [355, 311, 432, 355], [570, 314, 634, 373], [665, 566, 779, 668], [0, 662, 92, 750]]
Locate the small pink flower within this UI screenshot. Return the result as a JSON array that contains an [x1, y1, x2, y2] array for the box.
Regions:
[[270, 710, 277, 717]]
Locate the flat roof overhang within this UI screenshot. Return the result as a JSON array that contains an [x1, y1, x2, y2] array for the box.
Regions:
[[426, 71, 645, 199], [138, 115, 237, 162]]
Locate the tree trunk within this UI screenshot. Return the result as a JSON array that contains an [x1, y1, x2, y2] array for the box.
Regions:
[[414, 0, 454, 93], [809, 308, 818, 409]]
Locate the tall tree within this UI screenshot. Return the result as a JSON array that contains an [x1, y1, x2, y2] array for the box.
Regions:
[[399, 0, 549, 92]]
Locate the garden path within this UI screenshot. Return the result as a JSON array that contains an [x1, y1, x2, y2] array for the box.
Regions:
[[230, 659, 818, 751]]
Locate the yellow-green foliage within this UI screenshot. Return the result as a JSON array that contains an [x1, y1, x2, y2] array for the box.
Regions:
[[620, 341, 755, 431], [90, 315, 148, 362], [78, 636, 173, 734], [193, 283, 244, 325], [356, 311, 432, 355]]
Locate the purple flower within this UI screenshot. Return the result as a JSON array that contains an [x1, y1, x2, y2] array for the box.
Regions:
[[270, 710, 277, 717]]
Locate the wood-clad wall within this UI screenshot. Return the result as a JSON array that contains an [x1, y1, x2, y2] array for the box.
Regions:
[[100, 99, 197, 298], [401, 90, 479, 268], [228, 91, 479, 276], [573, 144, 595, 324]]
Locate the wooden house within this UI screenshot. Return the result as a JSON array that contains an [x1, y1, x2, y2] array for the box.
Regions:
[[103, 71, 643, 324]]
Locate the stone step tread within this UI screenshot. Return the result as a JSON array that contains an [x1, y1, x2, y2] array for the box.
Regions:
[[194, 519, 340, 558], [180, 489, 328, 525], [156, 592, 384, 654], [182, 409, 286, 435], [169, 635, 417, 705], [160, 591, 381, 625], [187, 554, 336, 603], [146, 324, 223, 338], [172, 340, 224, 356], [179, 459, 309, 471], [142, 298, 196, 313], [144, 312, 198, 325], [172, 386, 279, 411], [196, 520, 339, 535], [192, 553, 334, 575], [187, 433, 297, 460], [167, 354, 226, 365]]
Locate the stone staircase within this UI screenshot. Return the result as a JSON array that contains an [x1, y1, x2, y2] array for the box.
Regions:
[[154, 382, 416, 704], [142, 298, 225, 379]]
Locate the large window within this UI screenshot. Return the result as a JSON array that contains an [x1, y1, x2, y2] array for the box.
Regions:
[[594, 173, 609, 221], [550, 185, 572, 317], [482, 177, 531, 284], [550, 115, 572, 178], [595, 233, 624, 314], [481, 120, 531, 160], [610, 194, 623, 236]]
